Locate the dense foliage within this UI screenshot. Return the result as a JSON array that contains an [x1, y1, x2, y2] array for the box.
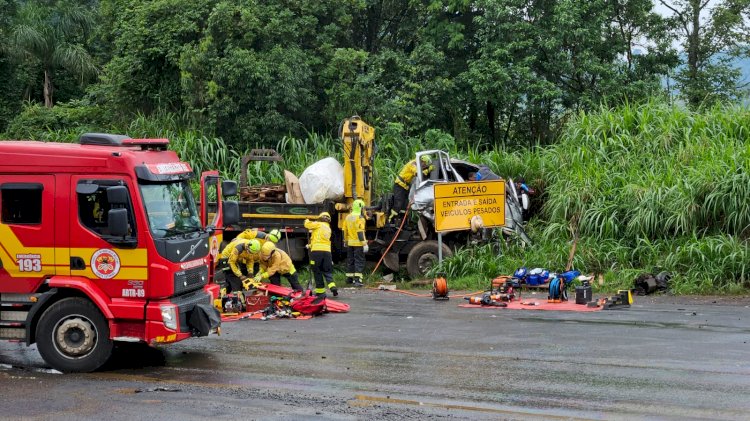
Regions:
[[5, 0, 749, 145], [435, 102, 750, 294], [1, 1, 749, 293]]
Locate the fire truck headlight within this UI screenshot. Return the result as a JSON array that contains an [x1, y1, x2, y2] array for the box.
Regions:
[[160, 305, 178, 330]]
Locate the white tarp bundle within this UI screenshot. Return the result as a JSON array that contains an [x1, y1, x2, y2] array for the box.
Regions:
[[299, 157, 344, 204]]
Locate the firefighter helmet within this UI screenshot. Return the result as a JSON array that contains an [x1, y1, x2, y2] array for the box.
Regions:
[[318, 212, 331, 222], [267, 229, 282, 243], [261, 241, 276, 260], [352, 199, 365, 215], [247, 239, 261, 254]]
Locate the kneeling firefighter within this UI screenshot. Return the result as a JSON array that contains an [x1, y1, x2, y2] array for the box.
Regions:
[[304, 212, 338, 298], [217, 230, 282, 289], [255, 242, 303, 292], [222, 239, 262, 293]]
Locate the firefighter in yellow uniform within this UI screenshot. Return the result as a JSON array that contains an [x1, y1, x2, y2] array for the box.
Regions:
[[224, 239, 261, 293], [343, 199, 367, 287], [391, 155, 434, 220], [219, 229, 282, 283], [304, 212, 338, 298], [236, 228, 282, 243], [255, 242, 303, 292]]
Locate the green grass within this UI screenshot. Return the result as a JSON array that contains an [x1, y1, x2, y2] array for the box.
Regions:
[[427, 101, 749, 294]]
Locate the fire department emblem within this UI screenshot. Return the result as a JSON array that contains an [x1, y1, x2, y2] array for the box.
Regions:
[[209, 236, 220, 259], [90, 249, 121, 279]]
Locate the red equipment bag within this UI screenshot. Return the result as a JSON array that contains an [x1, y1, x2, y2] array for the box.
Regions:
[[290, 296, 326, 315]]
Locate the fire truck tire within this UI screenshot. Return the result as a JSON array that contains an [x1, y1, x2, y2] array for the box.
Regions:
[[406, 241, 452, 279], [36, 297, 113, 373]]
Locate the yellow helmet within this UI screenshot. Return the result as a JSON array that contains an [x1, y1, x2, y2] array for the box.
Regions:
[[318, 212, 331, 222], [247, 239, 261, 254], [420, 154, 432, 165], [261, 241, 276, 260], [351, 199, 365, 215], [267, 229, 282, 243]]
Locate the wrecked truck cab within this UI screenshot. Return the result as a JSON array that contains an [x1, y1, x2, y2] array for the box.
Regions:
[[410, 150, 466, 218], [408, 150, 531, 245]]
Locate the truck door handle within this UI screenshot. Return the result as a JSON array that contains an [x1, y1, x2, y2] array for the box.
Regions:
[[70, 257, 86, 270]]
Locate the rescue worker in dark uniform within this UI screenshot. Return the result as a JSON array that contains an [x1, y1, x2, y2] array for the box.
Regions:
[[343, 199, 367, 286], [304, 212, 338, 298], [390, 155, 434, 221]]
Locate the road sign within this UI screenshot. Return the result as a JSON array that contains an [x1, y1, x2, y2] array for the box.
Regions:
[[433, 180, 505, 232]]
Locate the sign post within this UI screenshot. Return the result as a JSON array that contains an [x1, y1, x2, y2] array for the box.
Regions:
[[433, 180, 506, 233]]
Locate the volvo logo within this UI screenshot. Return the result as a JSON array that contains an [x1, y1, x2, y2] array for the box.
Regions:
[[180, 240, 202, 262]]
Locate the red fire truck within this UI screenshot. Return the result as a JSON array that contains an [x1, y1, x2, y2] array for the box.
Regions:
[[0, 133, 238, 372]]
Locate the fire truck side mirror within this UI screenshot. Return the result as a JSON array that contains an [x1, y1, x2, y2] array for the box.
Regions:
[[222, 201, 239, 227], [108, 208, 129, 237], [107, 186, 129, 206], [221, 180, 238, 197]]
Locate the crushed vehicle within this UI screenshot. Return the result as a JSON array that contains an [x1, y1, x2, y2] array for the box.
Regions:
[[222, 117, 530, 279]]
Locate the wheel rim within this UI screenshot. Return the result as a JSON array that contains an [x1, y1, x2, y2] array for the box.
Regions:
[[52, 315, 98, 359], [417, 252, 438, 274]]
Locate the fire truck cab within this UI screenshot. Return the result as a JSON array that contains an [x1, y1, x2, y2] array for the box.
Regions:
[[0, 134, 238, 372]]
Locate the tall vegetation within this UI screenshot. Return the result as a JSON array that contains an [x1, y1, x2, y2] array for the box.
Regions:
[[434, 102, 750, 294]]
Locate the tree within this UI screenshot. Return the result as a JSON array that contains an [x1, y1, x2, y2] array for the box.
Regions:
[[7, 0, 98, 107], [0, 0, 22, 131], [465, 0, 672, 146], [97, 0, 216, 115], [659, 0, 750, 107], [179, 0, 360, 145]]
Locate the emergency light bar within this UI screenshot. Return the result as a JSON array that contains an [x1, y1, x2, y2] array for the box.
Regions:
[[79, 133, 170, 150]]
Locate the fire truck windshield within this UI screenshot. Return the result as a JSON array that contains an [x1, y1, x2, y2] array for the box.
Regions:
[[140, 181, 201, 238]]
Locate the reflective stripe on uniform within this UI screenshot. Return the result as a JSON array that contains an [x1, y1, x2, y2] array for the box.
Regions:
[[395, 175, 409, 190]]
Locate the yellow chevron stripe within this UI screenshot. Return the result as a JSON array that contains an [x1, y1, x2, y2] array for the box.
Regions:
[[1, 225, 148, 281]]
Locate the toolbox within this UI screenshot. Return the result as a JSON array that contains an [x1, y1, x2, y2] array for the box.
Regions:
[[245, 292, 270, 312], [575, 284, 592, 304]]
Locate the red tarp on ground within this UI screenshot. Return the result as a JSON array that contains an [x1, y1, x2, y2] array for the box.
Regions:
[[259, 283, 350, 313], [218, 283, 350, 321], [459, 299, 603, 312]]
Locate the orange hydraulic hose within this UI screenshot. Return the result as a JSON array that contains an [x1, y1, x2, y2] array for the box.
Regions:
[[367, 201, 486, 299], [366, 287, 485, 298], [371, 201, 412, 275], [433, 277, 448, 297], [366, 287, 432, 297]]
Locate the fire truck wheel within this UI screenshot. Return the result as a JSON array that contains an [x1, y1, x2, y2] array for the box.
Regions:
[[36, 297, 113, 373], [406, 241, 452, 279]]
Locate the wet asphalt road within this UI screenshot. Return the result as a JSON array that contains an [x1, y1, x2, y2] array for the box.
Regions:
[[1, 289, 750, 421]]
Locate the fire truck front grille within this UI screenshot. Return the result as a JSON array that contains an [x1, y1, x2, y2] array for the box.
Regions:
[[173, 266, 208, 295]]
